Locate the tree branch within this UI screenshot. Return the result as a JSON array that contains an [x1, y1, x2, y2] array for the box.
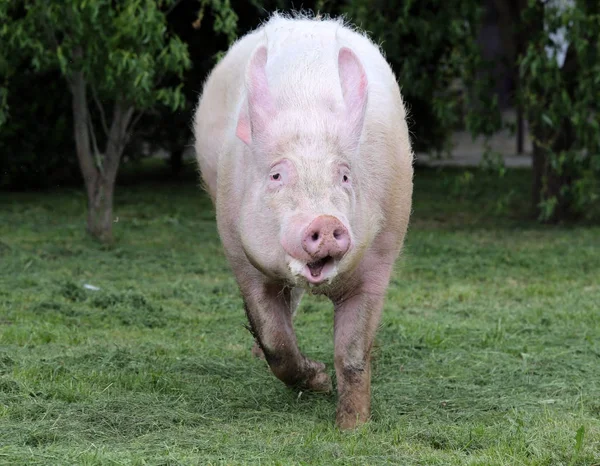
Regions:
[[128, 110, 146, 135], [70, 50, 98, 199], [90, 83, 109, 137], [41, 16, 73, 88], [122, 106, 136, 149], [104, 99, 135, 179]]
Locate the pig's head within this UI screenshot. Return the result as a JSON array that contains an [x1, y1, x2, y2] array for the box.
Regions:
[[235, 44, 370, 289]]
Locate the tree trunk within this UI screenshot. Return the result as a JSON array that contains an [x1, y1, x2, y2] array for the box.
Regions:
[[87, 174, 115, 242], [89, 101, 133, 242], [70, 46, 133, 243], [71, 51, 111, 241], [70, 48, 97, 203]]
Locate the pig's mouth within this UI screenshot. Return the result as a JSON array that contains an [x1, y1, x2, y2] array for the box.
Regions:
[[303, 256, 335, 285], [286, 255, 339, 286], [307, 256, 330, 277]]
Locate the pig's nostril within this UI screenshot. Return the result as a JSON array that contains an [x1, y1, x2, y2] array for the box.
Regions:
[[333, 229, 341, 240], [311, 232, 319, 241]]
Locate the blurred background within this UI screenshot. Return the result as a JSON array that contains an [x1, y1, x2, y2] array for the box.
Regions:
[[1, 0, 598, 242]]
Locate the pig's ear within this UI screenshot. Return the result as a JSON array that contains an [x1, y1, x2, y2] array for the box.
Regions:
[[338, 47, 368, 146], [236, 102, 252, 146], [238, 45, 275, 145]]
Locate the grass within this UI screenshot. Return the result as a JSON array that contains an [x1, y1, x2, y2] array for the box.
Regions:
[[1, 160, 599, 465]]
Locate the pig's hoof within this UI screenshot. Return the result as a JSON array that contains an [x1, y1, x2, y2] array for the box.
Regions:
[[304, 370, 332, 393], [300, 360, 331, 393], [251, 341, 265, 360], [335, 403, 370, 430]]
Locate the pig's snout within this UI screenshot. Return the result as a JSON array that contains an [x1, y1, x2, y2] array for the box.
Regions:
[[302, 215, 350, 260], [283, 215, 352, 285]]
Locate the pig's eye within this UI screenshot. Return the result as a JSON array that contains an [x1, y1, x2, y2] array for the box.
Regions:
[[340, 168, 351, 186], [267, 161, 290, 190]]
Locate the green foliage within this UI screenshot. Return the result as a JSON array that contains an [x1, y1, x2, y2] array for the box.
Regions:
[[1, 163, 599, 463], [2, 0, 191, 112], [342, 0, 500, 153], [521, 0, 600, 221], [1, 0, 240, 188], [127, 0, 239, 166], [339, 0, 598, 222], [0, 0, 196, 195], [200, 0, 239, 45]]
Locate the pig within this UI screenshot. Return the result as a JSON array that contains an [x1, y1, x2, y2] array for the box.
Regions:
[[193, 12, 413, 429]]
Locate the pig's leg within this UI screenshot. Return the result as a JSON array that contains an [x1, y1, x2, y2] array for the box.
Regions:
[[251, 287, 304, 359], [333, 292, 385, 429], [244, 283, 330, 392], [333, 258, 394, 429]]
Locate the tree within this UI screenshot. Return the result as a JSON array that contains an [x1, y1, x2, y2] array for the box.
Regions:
[[343, 0, 599, 222], [127, 0, 239, 178], [1, 0, 191, 242], [341, 0, 498, 154], [520, 0, 600, 222]]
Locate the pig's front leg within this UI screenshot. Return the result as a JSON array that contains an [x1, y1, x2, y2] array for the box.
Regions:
[[333, 291, 385, 429], [243, 281, 331, 393], [251, 287, 304, 360], [333, 260, 393, 429]]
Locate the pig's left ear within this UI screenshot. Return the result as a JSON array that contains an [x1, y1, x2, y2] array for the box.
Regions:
[[338, 47, 368, 148], [237, 45, 276, 146]]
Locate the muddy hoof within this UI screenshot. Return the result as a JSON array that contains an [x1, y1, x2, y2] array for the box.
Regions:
[[304, 370, 332, 393], [336, 402, 370, 430]]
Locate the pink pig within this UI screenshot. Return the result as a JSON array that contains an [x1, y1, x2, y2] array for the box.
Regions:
[[193, 13, 413, 429]]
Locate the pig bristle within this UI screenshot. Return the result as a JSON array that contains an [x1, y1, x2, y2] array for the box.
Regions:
[[198, 9, 389, 88], [239, 9, 387, 63]]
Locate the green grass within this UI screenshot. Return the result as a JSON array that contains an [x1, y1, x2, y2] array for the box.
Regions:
[[1, 160, 599, 465]]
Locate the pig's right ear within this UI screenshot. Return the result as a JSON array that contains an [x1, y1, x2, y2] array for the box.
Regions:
[[237, 45, 275, 146]]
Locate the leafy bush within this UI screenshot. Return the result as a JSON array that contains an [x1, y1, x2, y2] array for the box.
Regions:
[[521, 0, 600, 221], [341, 0, 494, 154]]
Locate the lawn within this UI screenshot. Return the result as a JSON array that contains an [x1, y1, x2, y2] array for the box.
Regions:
[[1, 161, 599, 465]]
